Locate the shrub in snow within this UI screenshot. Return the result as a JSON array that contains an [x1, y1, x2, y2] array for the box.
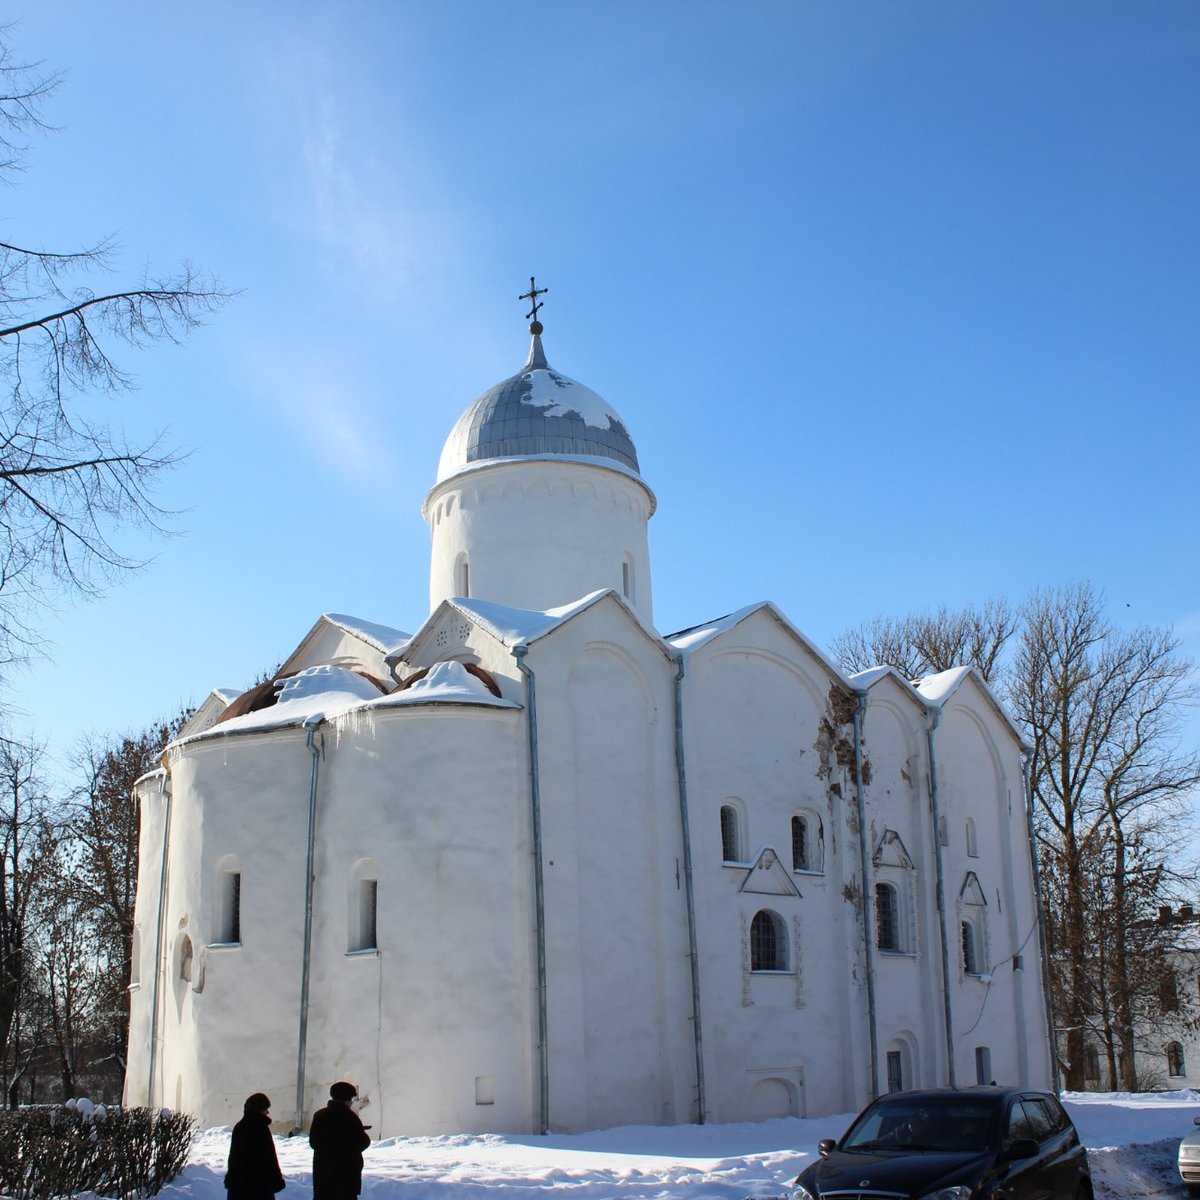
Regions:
[[0, 1105, 195, 1199]]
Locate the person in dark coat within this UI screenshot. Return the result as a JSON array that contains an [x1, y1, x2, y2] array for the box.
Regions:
[[309, 1082, 371, 1200], [226, 1093, 285, 1200]]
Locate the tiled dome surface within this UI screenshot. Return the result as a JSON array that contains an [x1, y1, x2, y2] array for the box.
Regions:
[[436, 335, 639, 483]]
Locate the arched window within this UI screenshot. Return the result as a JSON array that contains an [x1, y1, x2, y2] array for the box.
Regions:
[[791, 812, 824, 872], [178, 935, 194, 983], [621, 557, 634, 602], [1167, 1041, 1186, 1078], [885, 1035, 916, 1093], [349, 860, 379, 953], [216, 865, 241, 945], [720, 805, 740, 863], [791, 815, 808, 870], [750, 909, 787, 971], [965, 817, 979, 858], [974, 1045, 992, 1085], [455, 554, 470, 598], [1084, 1046, 1101, 1084], [961, 920, 980, 975], [875, 883, 901, 951]]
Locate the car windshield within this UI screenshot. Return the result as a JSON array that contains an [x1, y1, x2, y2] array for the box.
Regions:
[[841, 1096, 996, 1154]]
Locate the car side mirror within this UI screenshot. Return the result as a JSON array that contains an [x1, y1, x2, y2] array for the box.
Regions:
[[1000, 1137, 1040, 1163], [1194, 1116, 1200, 1127], [817, 1138, 837, 1157]]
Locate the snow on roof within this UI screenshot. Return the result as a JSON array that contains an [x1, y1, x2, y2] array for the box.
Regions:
[[439, 588, 665, 652], [324, 613, 411, 653], [213, 687, 241, 704], [847, 666, 895, 689], [666, 605, 760, 652], [185, 666, 386, 740], [848, 665, 930, 709], [913, 665, 974, 705], [369, 661, 518, 709], [667, 602, 846, 684], [913, 665, 1029, 749]]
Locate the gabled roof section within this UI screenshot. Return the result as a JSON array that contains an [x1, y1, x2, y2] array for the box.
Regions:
[[181, 665, 388, 744], [738, 847, 802, 897], [324, 613, 411, 655], [873, 829, 915, 870], [176, 688, 240, 739], [666, 601, 848, 688], [395, 588, 669, 665], [848, 665, 930, 712], [914, 666, 1029, 750], [280, 612, 411, 680]]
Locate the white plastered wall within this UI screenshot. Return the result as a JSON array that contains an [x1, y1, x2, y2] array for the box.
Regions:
[[156, 706, 533, 1137], [859, 685, 946, 1091], [517, 598, 695, 1131], [681, 608, 865, 1123], [425, 461, 655, 622], [933, 688, 1050, 1090]]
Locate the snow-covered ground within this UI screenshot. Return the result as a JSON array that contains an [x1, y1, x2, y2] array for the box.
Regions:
[[170, 1091, 1199, 1200]]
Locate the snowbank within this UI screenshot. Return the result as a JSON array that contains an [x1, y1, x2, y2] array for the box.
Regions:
[[165, 1092, 1198, 1200]]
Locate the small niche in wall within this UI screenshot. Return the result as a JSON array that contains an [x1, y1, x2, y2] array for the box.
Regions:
[[475, 1075, 495, 1106]]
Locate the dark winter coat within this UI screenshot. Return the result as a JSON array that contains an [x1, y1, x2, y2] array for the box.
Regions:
[[225, 1111, 285, 1200], [309, 1102, 371, 1200]]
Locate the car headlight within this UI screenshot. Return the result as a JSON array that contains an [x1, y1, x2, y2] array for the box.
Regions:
[[918, 1189, 973, 1200], [789, 1185, 817, 1200]]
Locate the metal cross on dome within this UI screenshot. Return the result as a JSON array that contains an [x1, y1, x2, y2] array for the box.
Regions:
[[519, 276, 548, 328]]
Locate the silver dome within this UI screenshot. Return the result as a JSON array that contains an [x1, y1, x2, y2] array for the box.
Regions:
[[436, 333, 640, 484]]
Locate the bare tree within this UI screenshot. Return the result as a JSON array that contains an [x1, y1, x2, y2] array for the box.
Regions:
[[31, 851, 105, 1099], [833, 583, 1200, 1091], [66, 710, 191, 1080], [830, 597, 1016, 684], [0, 734, 59, 1105], [0, 38, 233, 671], [1011, 582, 1200, 1089]]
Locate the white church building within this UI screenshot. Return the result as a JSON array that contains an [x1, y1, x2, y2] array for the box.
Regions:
[[124, 304, 1055, 1136]]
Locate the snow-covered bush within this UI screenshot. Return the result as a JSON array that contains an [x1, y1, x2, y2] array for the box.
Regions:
[[0, 1105, 195, 1199]]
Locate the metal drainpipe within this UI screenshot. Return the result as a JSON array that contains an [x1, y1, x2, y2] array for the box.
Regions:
[[293, 714, 324, 1135], [671, 654, 706, 1123], [926, 709, 956, 1087], [513, 645, 549, 1135], [1022, 750, 1061, 1093], [147, 769, 172, 1107], [852, 691, 880, 1099]]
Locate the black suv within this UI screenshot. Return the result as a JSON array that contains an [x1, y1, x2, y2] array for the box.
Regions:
[[789, 1086, 1091, 1200]]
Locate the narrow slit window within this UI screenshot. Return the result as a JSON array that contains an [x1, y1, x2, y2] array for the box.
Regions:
[[218, 870, 241, 944], [975, 1045, 992, 1085], [1167, 1041, 1186, 1078], [720, 806, 739, 862], [886, 1049, 904, 1093], [875, 883, 900, 951], [961, 920, 979, 975], [353, 878, 378, 952], [791, 816, 808, 871]]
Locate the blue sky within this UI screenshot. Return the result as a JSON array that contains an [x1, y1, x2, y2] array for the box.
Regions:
[[5, 2, 1199, 781]]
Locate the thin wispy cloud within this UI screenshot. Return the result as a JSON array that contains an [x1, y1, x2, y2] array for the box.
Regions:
[[302, 95, 415, 304]]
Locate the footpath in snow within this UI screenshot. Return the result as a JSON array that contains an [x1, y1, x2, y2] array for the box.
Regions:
[[171, 1090, 1199, 1200]]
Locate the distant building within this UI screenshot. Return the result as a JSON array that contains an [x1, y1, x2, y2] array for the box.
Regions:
[[1079, 903, 1200, 1092], [124, 312, 1054, 1135]]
